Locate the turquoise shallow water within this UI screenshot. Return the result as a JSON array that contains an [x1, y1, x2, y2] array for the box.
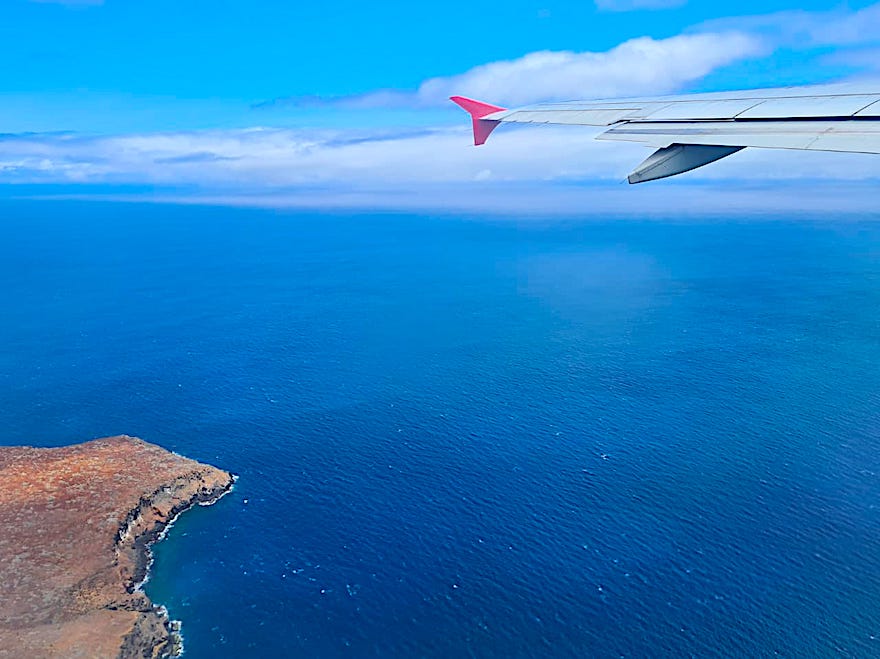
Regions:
[[3, 201, 880, 657]]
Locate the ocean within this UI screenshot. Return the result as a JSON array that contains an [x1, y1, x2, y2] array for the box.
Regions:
[[3, 200, 880, 657]]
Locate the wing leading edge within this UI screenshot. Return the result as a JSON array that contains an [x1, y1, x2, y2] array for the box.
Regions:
[[450, 86, 880, 183]]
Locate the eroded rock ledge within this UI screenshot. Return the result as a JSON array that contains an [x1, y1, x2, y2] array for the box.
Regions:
[[0, 435, 234, 659]]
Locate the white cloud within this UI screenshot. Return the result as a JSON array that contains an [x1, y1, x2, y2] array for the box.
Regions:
[[5, 123, 880, 198], [595, 0, 686, 12], [416, 33, 765, 105], [267, 32, 765, 110], [4, 121, 880, 216], [697, 4, 880, 49], [688, 4, 880, 83], [0, 127, 633, 188]]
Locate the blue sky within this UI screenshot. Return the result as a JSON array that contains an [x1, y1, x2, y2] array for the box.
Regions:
[[4, 0, 880, 210], [4, 0, 872, 96]]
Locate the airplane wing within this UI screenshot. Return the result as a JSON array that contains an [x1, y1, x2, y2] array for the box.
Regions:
[[450, 86, 880, 183]]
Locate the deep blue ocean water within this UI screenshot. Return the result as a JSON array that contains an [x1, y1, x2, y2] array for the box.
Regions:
[[3, 201, 880, 657]]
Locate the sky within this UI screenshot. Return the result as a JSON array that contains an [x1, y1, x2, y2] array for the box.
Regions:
[[4, 0, 880, 211]]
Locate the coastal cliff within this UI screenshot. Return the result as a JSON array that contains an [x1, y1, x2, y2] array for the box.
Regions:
[[0, 435, 234, 659]]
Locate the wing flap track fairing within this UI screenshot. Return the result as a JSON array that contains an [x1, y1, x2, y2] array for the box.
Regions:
[[627, 144, 744, 184]]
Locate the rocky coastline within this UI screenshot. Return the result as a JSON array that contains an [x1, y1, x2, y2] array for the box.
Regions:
[[0, 435, 234, 659]]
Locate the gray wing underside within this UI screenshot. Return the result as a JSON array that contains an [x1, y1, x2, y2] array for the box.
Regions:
[[478, 86, 880, 183]]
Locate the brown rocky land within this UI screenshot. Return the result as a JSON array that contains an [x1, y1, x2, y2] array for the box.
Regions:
[[0, 435, 234, 659]]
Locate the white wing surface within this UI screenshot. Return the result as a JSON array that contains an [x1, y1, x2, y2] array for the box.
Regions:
[[451, 85, 880, 183]]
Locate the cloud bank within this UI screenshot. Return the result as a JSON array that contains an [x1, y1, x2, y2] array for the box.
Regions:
[[5, 124, 880, 199]]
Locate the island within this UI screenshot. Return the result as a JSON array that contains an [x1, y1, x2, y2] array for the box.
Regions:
[[0, 435, 234, 659]]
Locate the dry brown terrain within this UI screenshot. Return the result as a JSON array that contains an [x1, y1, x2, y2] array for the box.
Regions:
[[0, 435, 234, 659]]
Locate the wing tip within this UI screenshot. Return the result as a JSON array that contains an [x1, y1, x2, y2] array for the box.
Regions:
[[450, 96, 507, 146], [449, 96, 506, 118]]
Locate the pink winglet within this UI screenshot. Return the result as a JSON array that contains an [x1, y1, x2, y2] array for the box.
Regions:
[[450, 96, 506, 146]]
